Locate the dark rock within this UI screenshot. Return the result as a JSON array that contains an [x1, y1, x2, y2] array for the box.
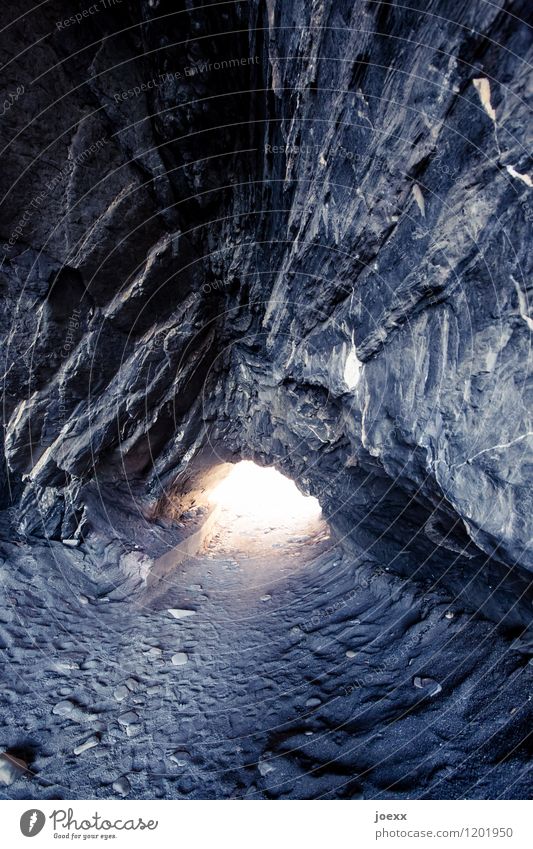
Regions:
[[0, 0, 531, 802]]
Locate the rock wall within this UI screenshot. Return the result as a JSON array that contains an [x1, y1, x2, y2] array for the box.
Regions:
[[1, 1, 532, 616]]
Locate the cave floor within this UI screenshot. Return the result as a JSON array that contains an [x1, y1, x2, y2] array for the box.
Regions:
[[0, 512, 531, 800]]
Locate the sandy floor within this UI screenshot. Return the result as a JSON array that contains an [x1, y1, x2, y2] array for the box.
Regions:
[[0, 503, 531, 799]]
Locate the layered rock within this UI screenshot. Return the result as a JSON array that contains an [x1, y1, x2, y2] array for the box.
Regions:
[[1, 0, 531, 621]]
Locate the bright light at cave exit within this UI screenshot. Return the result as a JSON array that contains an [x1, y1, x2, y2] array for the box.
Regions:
[[210, 461, 322, 524]]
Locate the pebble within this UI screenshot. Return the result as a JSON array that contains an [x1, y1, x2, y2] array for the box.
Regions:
[[54, 660, 80, 672], [260, 594, 272, 602], [52, 700, 95, 722], [112, 775, 131, 796], [118, 711, 139, 727], [169, 752, 189, 766], [171, 652, 188, 666], [305, 697, 322, 708], [168, 609, 196, 620], [445, 610, 455, 620], [73, 736, 99, 756], [413, 676, 442, 697], [144, 647, 162, 658], [346, 650, 356, 658], [0, 753, 28, 785], [258, 758, 274, 776], [114, 685, 129, 702]]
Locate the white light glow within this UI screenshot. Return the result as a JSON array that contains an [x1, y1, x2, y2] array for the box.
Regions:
[[209, 461, 321, 523]]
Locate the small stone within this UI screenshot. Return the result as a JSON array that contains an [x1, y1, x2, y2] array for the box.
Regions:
[[305, 697, 322, 708], [54, 660, 80, 672], [73, 736, 98, 756], [169, 750, 189, 766], [62, 538, 79, 548], [168, 609, 196, 620], [0, 753, 28, 785], [118, 711, 139, 727], [171, 652, 188, 666], [413, 676, 442, 697], [113, 685, 129, 702], [144, 647, 162, 657], [258, 758, 274, 776], [260, 594, 272, 602], [444, 610, 455, 620], [125, 677, 140, 691], [52, 700, 95, 722], [112, 775, 131, 796], [52, 699, 76, 717], [346, 650, 356, 658]]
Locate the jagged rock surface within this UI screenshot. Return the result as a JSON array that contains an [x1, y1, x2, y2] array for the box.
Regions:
[[2, 1, 532, 592], [0, 0, 532, 800]]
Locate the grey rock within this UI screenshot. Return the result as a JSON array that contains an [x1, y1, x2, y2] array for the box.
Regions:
[[171, 653, 189, 667], [117, 711, 140, 727], [112, 775, 131, 796], [52, 701, 96, 722], [168, 609, 196, 620], [73, 736, 99, 756], [413, 676, 443, 697], [0, 753, 28, 786]]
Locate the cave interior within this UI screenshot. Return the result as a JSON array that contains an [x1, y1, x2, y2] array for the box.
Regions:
[[0, 0, 531, 800]]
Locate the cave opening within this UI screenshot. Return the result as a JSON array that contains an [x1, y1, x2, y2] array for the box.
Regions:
[[204, 460, 326, 558], [149, 459, 329, 579], [202, 460, 327, 557], [210, 461, 320, 523]]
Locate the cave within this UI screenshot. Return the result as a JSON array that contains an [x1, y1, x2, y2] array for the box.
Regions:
[[0, 0, 532, 802]]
